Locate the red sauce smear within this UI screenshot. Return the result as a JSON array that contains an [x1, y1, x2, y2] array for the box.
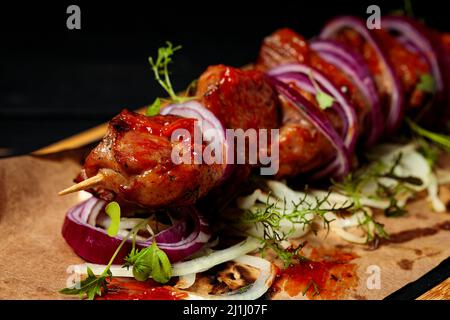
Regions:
[[272, 249, 358, 300], [96, 278, 188, 300]]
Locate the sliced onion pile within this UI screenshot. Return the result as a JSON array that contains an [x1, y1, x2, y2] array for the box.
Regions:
[[240, 140, 447, 244], [319, 16, 404, 134], [310, 39, 383, 145], [161, 100, 233, 181], [68, 238, 276, 300], [62, 197, 212, 264]]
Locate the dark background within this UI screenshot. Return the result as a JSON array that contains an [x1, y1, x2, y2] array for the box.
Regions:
[[1, 0, 448, 156]]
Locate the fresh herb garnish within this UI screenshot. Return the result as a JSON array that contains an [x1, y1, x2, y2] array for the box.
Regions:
[[357, 209, 389, 242], [376, 182, 408, 217], [60, 220, 142, 299], [334, 152, 421, 219], [379, 152, 423, 186], [124, 228, 172, 283], [240, 191, 351, 266], [258, 237, 309, 268], [417, 74, 436, 93], [146, 41, 193, 116], [308, 71, 334, 110], [407, 118, 450, 152], [105, 201, 121, 237], [315, 91, 335, 110], [60, 267, 112, 300], [416, 137, 441, 167], [302, 279, 321, 297], [146, 97, 162, 117], [61, 204, 173, 299]]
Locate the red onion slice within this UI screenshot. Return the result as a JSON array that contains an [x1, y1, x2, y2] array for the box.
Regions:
[[381, 16, 444, 99], [268, 76, 350, 178], [62, 197, 212, 264], [382, 16, 450, 124], [320, 16, 404, 134], [161, 100, 233, 181], [268, 63, 359, 152], [310, 39, 383, 145]]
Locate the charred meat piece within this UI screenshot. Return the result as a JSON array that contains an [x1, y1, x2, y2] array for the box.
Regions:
[[257, 28, 368, 121], [197, 64, 280, 131], [276, 93, 335, 178], [77, 66, 283, 208], [374, 30, 430, 109], [334, 29, 430, 110], [196, 65, 280, 175], [256, 29, 354, 178], [256, 28, 311, 70], [80, 110, 223, 208]]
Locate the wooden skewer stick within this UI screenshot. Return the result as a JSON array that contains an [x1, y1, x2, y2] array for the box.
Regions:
[[58, 173, 104, 196]]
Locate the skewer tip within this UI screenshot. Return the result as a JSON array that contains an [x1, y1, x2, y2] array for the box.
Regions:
[[58, 173, 104, 196]]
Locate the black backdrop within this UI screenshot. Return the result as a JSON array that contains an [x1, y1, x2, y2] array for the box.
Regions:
[[1, 0, 448, 155]]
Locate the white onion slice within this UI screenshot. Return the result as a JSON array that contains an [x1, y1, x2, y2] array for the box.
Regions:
[[69, 237, 260, 278], [175, 273, 197, 289], [427, 173, 446, 212], [186, 255, 276, 300], [330, 227, 367, 244]]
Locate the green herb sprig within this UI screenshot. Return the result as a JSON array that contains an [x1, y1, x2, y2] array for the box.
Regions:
[[417, 74, 436, 94], [124, 229, 172, 283], [302, 279, 321, 297], [407, 118, 450, 152], [240, 191, 352, 267], [60, 219, 141, 299], [334, 152, 421, 219], [146, 42, 194, 116], [61, 204, 173, 299], [308, 71, 334, 110], [105, 201, 121, 237]]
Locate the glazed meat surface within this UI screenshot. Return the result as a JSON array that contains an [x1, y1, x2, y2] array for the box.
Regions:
[[197, 65, 280, 131], [334, 29, 430, 110], [81, 110, 223, 208], [277, 95, 335, 178], [257, 28, 367, 120], [256, 29, 356, 177], [78, 67, 283, 208], [196, 64, 336, 178]]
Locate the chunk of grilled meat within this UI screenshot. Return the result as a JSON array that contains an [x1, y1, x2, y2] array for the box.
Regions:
[[277, 94, 335, 178], [77, 66, 282, 208], [256, 29, 356, 177], [257, 28, 368, 120], [197, 64, 280, 131], [197, 64, 335, 179], [80, 110, 223, 208], [334, 28, 430, 110]]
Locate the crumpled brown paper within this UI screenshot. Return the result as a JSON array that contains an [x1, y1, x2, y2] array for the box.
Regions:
[[0, 148, 449, 299], [0, 149, 89, 299]]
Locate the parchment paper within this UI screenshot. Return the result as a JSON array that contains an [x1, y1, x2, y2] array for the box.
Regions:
[[0, 149, 449, 299]]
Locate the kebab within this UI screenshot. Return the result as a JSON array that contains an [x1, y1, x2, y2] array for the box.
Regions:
[[58, 15, 450, 299]]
